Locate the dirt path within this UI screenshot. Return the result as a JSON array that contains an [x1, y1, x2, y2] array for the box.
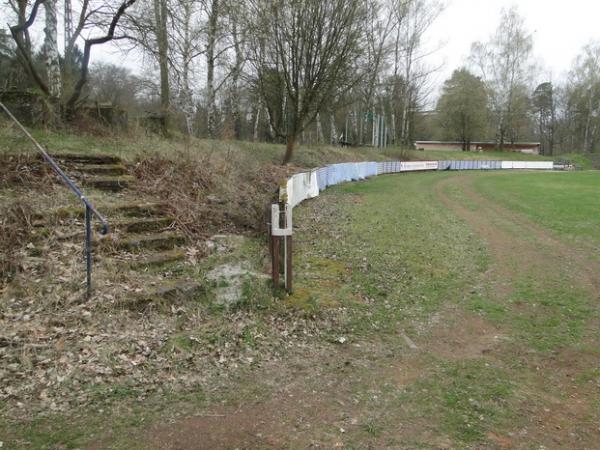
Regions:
[[114, 172, 600, 450], [435, 173, 600, 291]]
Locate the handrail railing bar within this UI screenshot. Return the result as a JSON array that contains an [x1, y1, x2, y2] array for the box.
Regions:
[[0, 101, 109, 234], [0, 101, 109, 298]]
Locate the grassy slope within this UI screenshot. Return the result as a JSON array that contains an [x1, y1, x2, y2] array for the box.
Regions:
[[1, 120, 598, 447], [1, 122, 571, 169]]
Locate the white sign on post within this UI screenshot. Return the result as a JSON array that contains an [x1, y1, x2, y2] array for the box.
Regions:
[[271, 204, 292, 236]]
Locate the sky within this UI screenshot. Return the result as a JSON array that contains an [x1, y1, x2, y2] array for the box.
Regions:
[[425, 0, 600, 89]]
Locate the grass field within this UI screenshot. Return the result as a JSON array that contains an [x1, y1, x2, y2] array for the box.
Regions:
[[474, 172, 600, 245], [288, 171, 600, 446]]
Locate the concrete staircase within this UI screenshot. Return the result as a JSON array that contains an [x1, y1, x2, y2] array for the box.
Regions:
[[49, 153, 203, 304]]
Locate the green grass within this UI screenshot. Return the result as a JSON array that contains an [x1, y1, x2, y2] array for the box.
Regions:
[[413, 360, 514, 443], [556, 152, 596, 169], [294, 172, 489, 335], [473, 171, 600, 245]]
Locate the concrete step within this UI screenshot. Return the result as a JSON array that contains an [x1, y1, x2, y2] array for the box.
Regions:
[[122, 281, 204, 310], [70, 163, 128, 176], [114, 217, 175, 233], [110, 202, 169, 218], [124, 249, 187, 269], [83, 175, 135, 192], [101, 231, 186, 251], [50, 153, 122, 165], [48, 202, 169, 223]]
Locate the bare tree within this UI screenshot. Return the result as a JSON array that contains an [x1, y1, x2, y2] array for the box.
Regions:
[[153, 0, 170, 124], [177, 0, 196, 136], [65, 0, 137, 113], [226, 1, 247, 139], [470, 6, 534, 149], [564, 43, 600, 153], [248, 0, 367, 164], [204, 0, 219, 137], [395, 0, 442, 146], [346, 0, 395, 144], [8, 0, 137, 116]]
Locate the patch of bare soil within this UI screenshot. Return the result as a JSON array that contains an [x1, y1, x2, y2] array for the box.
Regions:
[[136, 342, 453, 450], [423, 312, 505, 361]]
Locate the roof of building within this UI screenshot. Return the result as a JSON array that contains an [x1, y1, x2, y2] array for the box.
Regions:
[[414, 140, 541, 145]]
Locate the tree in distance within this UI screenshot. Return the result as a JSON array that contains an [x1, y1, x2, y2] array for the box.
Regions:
[[436, 68, 488, 151]]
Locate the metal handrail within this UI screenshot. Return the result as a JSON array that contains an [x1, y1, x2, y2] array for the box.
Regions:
[[0, 101, 109, 298]]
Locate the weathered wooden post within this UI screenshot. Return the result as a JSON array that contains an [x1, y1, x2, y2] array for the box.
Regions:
[[271, 232, 280, 289], [271, 202, 292, 293], [285, 234, 292, 293]]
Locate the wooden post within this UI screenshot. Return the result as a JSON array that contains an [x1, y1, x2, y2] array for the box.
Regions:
[[285, 235, 292, 293], [272, 235, 280, 289]]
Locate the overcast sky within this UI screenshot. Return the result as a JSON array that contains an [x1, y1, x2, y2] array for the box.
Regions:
[[9, 0, 598, 102], [426, 0, 600, 88]]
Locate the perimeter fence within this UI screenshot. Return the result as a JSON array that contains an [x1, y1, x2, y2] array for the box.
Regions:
[[269, 159, 556, 292]]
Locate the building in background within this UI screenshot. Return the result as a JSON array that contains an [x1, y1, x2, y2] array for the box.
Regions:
[[414, 141, 541, 154]]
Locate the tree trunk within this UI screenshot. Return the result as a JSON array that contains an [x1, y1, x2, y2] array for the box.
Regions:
[[583, 94, 593, 152], [180, 0, 194, 137], [182, 87, 194, 137], [253, 101, 261, 141], [63, 0, 73, 88], [266, 107, 274, 140], [316, 112, 324, 144], [283, 134, 296, 165], [401, 92, 412, 147], [350, 110, 358, 144], [43, 0, 62, 100], [231, 16, 243, 139], [154, 0, 170, 132], [206, 0, 219, 138], [329, 110, 338, 145], [359, 110, 364, 144]]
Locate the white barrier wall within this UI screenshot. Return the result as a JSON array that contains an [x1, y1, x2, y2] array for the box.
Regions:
[[281, 159, 555, 210], [284, 171, 320, 208], [501, 161, 554, 170], [400, 161, 439, 171], [272, 158, 557, 291]]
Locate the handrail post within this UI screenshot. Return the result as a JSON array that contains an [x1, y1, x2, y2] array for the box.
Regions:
[[85, 205, 93, 298]]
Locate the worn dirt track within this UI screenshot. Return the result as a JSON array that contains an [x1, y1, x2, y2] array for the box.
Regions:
[[120, 172, 600, 450]]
